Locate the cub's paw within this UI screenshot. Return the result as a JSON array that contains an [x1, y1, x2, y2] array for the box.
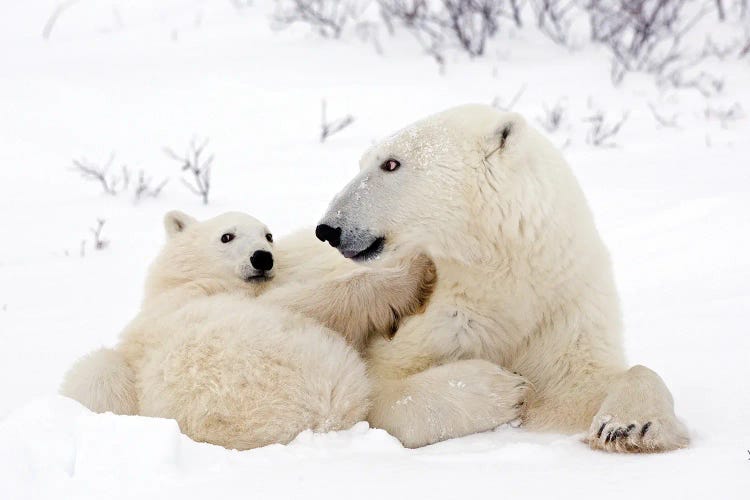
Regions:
[[381, 254, 437, 337], [401, 253, 437, 312], [587, 412, 689, 453]]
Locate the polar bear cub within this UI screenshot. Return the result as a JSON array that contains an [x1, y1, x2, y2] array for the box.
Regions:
[[61, 210, 434, 450]]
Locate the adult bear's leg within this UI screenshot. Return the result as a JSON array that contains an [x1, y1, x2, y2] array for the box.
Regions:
[[367, 358, 529, 448], [523, 362, 689, 453]]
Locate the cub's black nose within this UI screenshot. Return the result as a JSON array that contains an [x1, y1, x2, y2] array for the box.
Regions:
[[250, 250, 273, 271], [315, 224, 342, 248]]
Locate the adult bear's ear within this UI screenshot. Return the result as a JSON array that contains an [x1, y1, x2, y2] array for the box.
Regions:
[[483, 112, 525, 161], [164, 210, 196, 237]]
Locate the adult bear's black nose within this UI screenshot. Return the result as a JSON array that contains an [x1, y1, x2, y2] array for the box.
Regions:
[[250, 250, 273, 271], [315, 224, 342, 248]]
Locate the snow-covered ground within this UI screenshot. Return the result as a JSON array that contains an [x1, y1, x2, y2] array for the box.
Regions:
[[1, 1, 749, 499]]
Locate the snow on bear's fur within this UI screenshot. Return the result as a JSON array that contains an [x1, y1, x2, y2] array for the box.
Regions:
[[61, 210, 435, 450], [316, 104, 689, 453]]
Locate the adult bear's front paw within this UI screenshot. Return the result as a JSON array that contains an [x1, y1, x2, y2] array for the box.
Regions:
[[587, 411, 689, 453], [586, 365, 689, 453]]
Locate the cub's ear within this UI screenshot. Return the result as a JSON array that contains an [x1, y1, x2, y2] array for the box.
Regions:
[[483, 111, 525, 160], [164, 210, 197, 237]]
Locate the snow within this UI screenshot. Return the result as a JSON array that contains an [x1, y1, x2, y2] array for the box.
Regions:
[[1, 1, 749, 499]]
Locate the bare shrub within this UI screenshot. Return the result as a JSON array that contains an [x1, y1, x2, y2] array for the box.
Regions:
[[378, 0, 521, 58], [71, 153, 129, 196], [89, 218, 108, 250], [72, 153, 168, 202], [584, 110, 629, 147], [661, 67, 724, 96], [704, 102, 744, 128], [378, 1, 447, 64], [274, 0, 367, 38], [320, 99, 355, 142], [164, 138, 213, 205], [77, 218, 108, 257], [530, 0, 575, 45], [710, 0, 749, 20], [537, 100, 567, 132], [588, 0, 710, 84], [133, 171, 168, 202]]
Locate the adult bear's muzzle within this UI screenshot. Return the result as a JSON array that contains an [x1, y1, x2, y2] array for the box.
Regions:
[[315, 221, 385, 262]]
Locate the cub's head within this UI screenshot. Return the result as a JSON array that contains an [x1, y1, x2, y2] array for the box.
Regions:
[[316, 104, 539, 264], [155, 210, 275, 292]]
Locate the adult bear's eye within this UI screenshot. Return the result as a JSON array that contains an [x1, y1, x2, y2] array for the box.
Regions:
[[380, 159, 400, 172], [220, 233, 235, 243], [265, 233, 273, 243]]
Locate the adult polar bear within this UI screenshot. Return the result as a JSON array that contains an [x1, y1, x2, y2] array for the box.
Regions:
[[315, 104, 689, 452]]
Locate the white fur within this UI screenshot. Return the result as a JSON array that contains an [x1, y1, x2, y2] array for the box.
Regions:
[[60, 347, 137, 415], [62, 212, 370, 450], [61, 211, 434, 450], [318, 104, 689, 452]]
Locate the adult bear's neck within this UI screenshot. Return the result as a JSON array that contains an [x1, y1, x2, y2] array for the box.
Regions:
[[438, 179, 611, 305]]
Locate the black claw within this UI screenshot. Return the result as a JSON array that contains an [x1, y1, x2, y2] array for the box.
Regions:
[[597, 422, 607, 439], [627, 424, 636, 432], [605, 430, 613, 444], [641, 421, 652, 437]]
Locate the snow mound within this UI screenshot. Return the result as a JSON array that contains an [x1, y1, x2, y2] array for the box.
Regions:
[[1, 397, 747, 500]]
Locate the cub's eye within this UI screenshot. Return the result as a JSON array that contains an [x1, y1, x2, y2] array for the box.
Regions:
[[380, 159, 401, 172], [220, 233, 235, 244], [265, 233, 273, 243]]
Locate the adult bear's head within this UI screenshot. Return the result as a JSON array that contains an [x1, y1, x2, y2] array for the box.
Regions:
[[316, 104, 579, 265]]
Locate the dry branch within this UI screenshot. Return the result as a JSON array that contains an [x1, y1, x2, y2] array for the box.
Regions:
[[320, 100, 355, 142], [165, 138, 213, 205]]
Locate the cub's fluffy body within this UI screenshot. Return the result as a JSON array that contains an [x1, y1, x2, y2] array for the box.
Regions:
[[122, 293, 369, 450], [62, 211, 433, 450]]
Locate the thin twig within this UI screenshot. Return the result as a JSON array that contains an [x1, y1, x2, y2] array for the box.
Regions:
[[648, 103, 679, 128], [71, 153, 128, 196], [89, 219, 108, 250], [165, 138, 213, 204], [42, 0, 80, 40], [320, 100, 355, 142], [492, 84, 527, 112]]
